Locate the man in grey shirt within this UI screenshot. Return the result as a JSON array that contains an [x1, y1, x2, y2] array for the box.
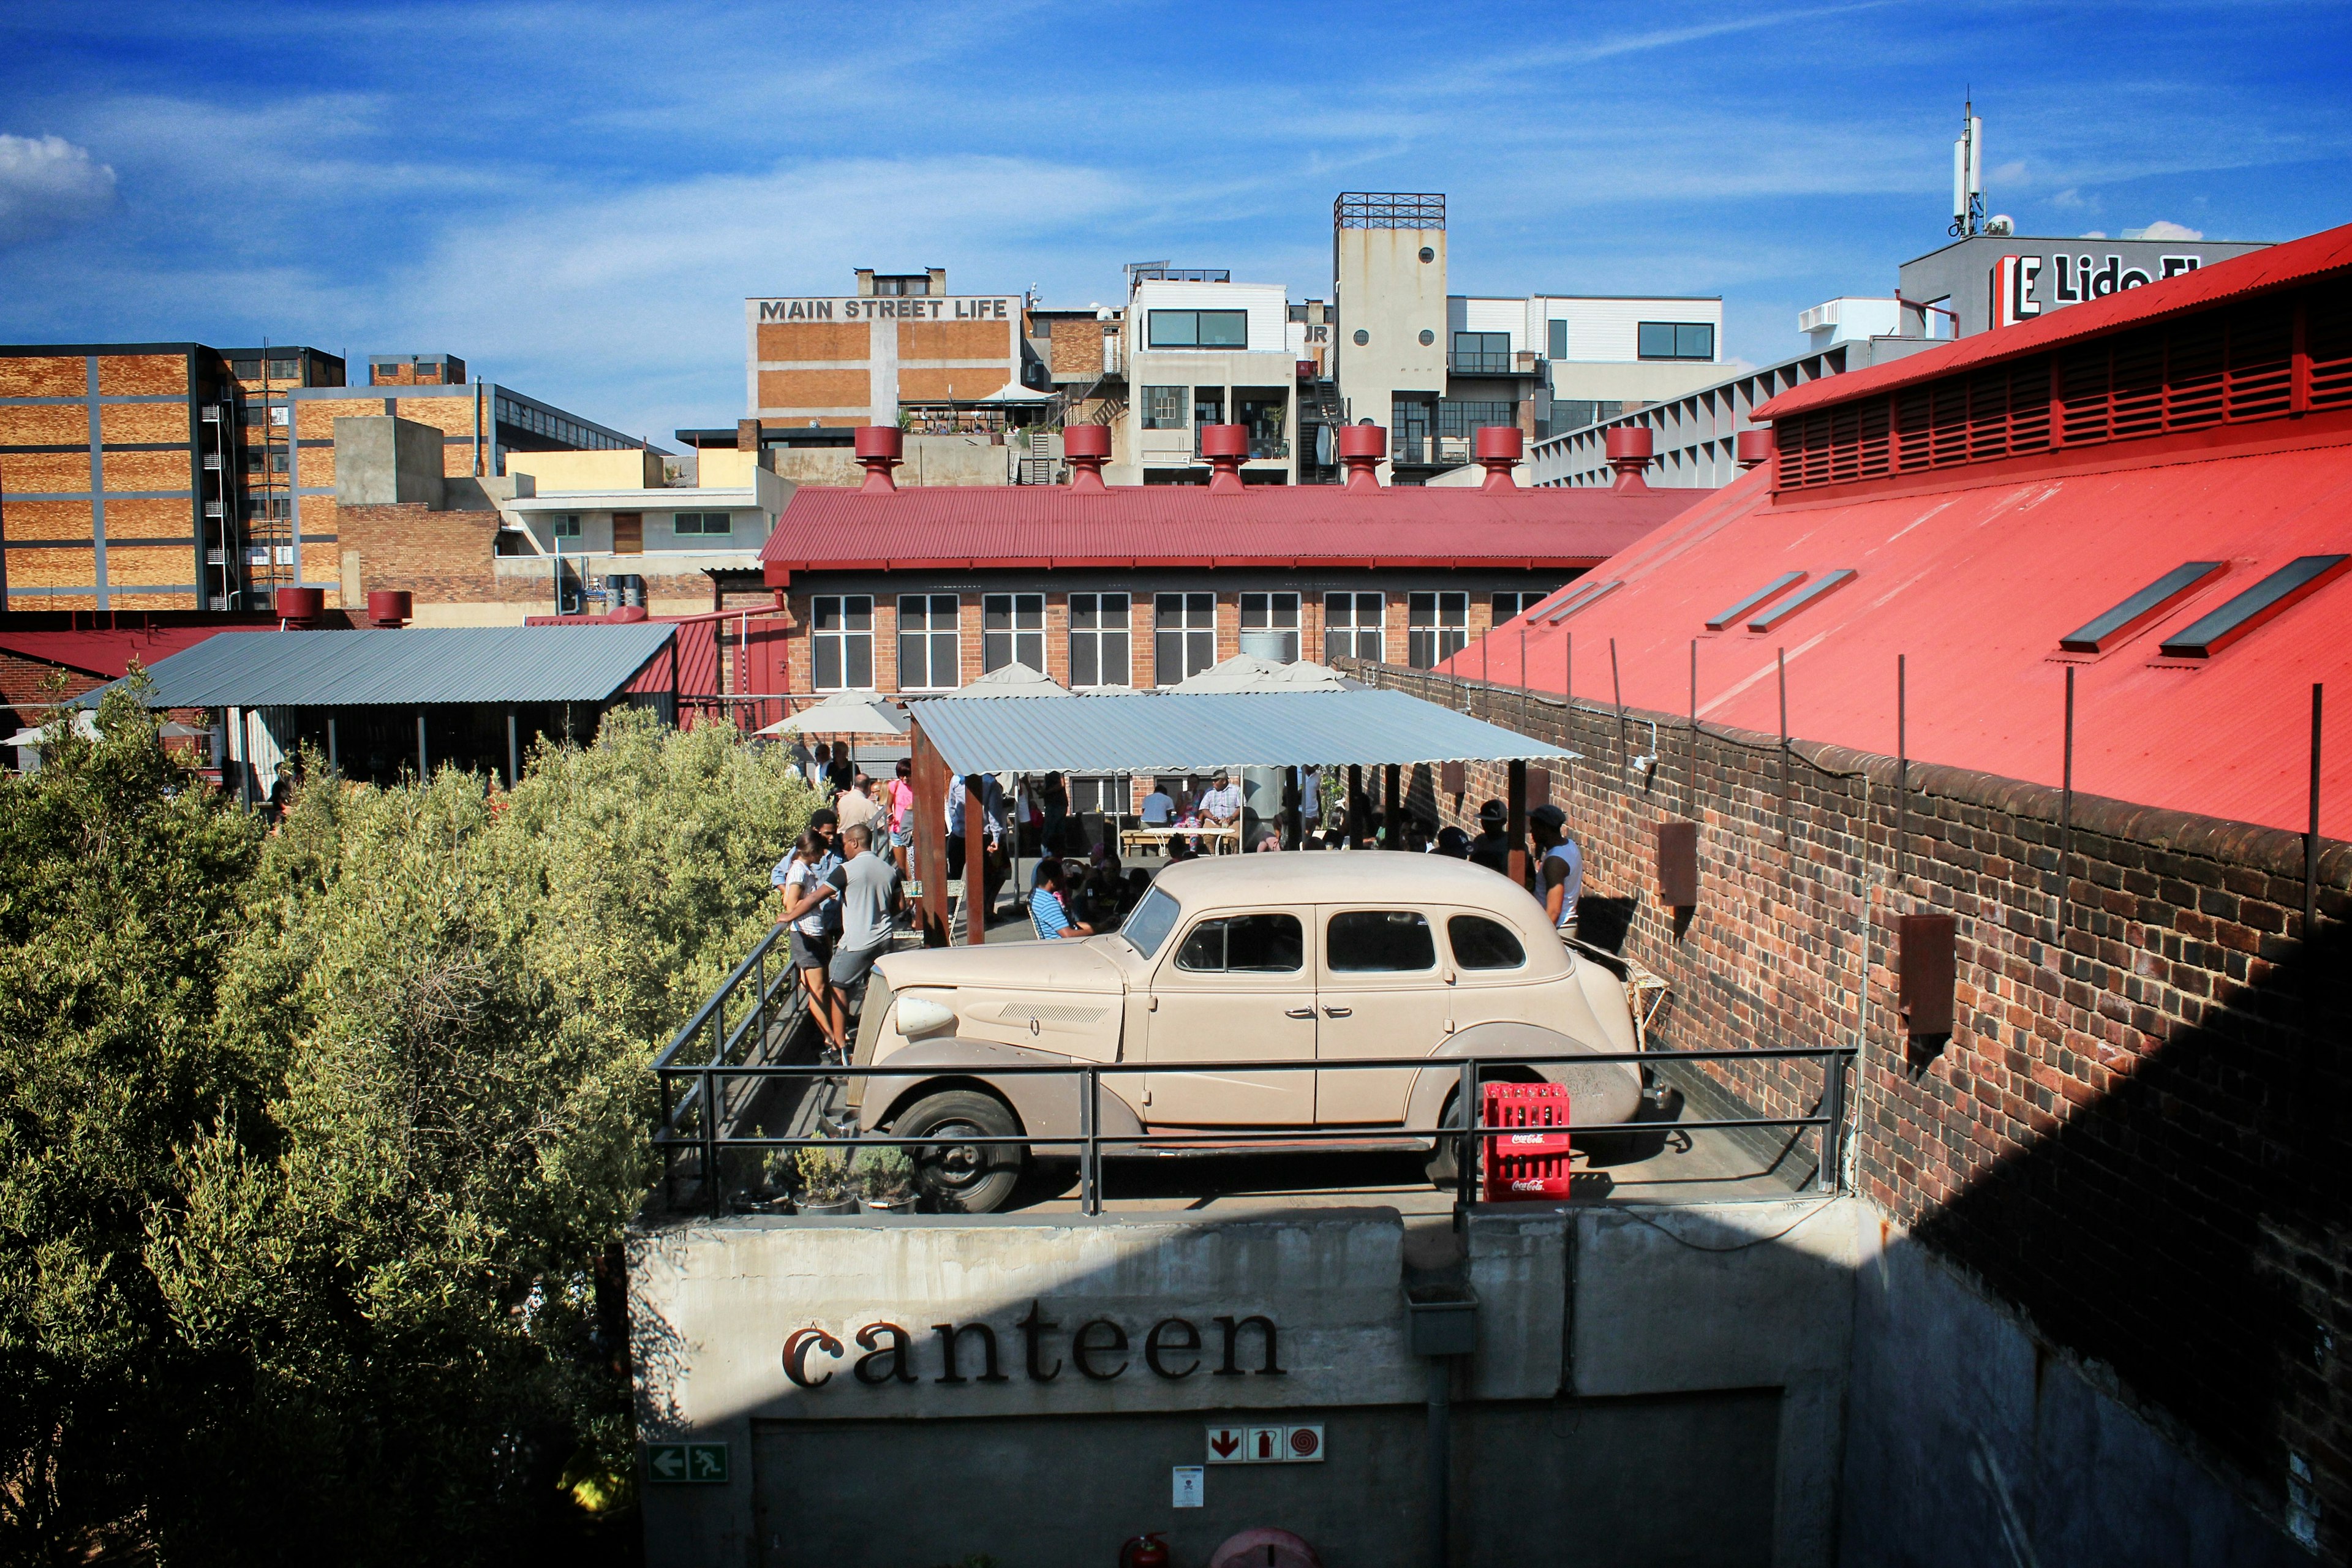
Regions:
[[822, 823, 903, 995]]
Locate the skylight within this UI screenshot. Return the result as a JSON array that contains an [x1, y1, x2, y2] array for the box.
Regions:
[[2058, 562, 2225, 652], [2157, 555, 2348, 658], [1705, 570, 1806, 632], [1747, 569, 1855, 632], [1544, 579, 1621, 623]]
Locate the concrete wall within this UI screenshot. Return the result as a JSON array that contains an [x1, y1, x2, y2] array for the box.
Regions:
[[630, 1199, 1864, 1568], [506, 447, 662, 492], [764, 434, 1022, 488], [1335, 224, 1448, 481], [333, 415, 445, 508]]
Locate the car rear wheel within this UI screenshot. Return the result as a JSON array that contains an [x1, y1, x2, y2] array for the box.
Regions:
[[891, 1090, 1026, 1214]]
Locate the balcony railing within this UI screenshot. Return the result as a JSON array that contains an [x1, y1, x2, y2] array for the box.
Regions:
[[1194, 431, 1292, 461], [1448, 351, 1525, 375]]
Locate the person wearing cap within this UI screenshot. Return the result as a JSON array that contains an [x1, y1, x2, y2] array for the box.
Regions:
[[1466, 799, 1515, 877], [1197, 770, 1243, 853], [1530, 804, 1583, 933], [1434, 824, 1472, 859]]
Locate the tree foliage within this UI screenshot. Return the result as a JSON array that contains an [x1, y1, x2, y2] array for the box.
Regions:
[[0, 696, 809, 1564]]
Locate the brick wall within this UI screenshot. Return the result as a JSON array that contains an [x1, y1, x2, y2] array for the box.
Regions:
[[338, 503, 709, 611], [1357, 659, 2351, 1558]]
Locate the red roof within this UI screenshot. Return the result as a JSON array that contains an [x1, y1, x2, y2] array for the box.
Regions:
[[758, 483, 1694, 572], [0, 626, 261, 680], [1755, 220, 2352, 423], [1442, 435, 2352, 837]]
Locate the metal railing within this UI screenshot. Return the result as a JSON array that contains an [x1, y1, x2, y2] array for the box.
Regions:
[[650, 1008, 1856, 1221], [1447, 352, 1518, 375]]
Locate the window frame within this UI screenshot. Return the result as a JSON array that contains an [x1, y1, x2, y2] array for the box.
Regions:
[[1408, 591, 1471, 669], [1637, 321, 1716, 361], [1490, 590, 1546, 625], [1153, 592, 1218, 687], [1239, 592, 1301, 663], [895, 593, 962, 691], [1547, 318, 1569, 360], [1322, 591, 1386, 664], [810, 593, 875, 692], [671, 510, 733, 537], [981, 592, 1045, 674], [1067, 591, 1132, 689], [1174, 913, 1306, 974], [1325, 910, 1439, 974], [1140, 385, 1188, 430], [1447, 913, 1528, 971], [1147, 309, 1249, 350]]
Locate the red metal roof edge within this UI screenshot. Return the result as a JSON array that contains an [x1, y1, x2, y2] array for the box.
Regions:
[[1752, 219, 2352, 423]]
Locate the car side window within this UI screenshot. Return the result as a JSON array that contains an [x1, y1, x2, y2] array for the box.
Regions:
[[1449, 914, 1526, 970], [1175, 913, 1303, 973], [1327, 910, 1437, 973]]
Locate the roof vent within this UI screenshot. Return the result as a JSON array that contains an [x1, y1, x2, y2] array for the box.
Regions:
[[1200, 424, 1248, 493], [274, 586, 325, 625], [2158, 555, 2348, 658], [1063, 424, 1110, 494], [854, 426, 902, 493], [366, 590, 412, 628], [1605, 427, 1654, 492], [2059, 561, 2224, 652], [1735, 429, 1773, 470], [1474, 426, 1522, 491], [1338, 424, 1385, 492]]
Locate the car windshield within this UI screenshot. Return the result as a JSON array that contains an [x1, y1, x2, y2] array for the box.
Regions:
[[1118, 886, 1181, 959]]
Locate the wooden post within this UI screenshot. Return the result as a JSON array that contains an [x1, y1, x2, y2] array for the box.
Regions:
[[1348, 764, 1365, 848], [1507, 760, 1528, 888], [326, 714, 338, 774], [1384, 764, 1401, 848], [417, 712, 428, 778], [505, 711, 518, 788], [911, 723, 951, 945]]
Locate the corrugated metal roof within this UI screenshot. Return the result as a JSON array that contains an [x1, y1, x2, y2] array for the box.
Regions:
[[0, 625, 261, 679], [910, 689, 1577, 775], [80, 625, 676, 708], [1439, 429, 2352, 838], [1755, 219, 2352, 423], [759, 481, 1692, 573]]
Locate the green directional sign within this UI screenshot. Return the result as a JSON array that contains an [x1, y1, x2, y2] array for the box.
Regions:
[[646, 1442, 730, 1483]]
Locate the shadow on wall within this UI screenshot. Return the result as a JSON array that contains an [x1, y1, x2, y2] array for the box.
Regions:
[[1853, 913, 2348, 1565]]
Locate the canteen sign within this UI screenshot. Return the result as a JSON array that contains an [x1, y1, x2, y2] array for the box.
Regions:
[[757, 295, 1015, 322], [783, 1301, 1285, 1389]]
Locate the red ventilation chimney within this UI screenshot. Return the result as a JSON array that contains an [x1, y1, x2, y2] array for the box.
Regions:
[[274, 586, 324, 625], [1606, 426, 1654, 492], [366, 589, 413, 627], [1474, 426, 1523, 491], [1736, 429, 1773, 470], [1064, 423, 1110, 493], [854, 426, 902, 493], [1200, 424, 1248, 493], [1337, 424, 1385, 492]]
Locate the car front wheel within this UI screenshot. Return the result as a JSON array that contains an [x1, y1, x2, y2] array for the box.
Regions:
[[891, 1090, 1027, 1214]]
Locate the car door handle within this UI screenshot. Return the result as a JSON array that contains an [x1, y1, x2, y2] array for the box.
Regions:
[[1322, 1006, 1351, 1017], [1285, 1007, 1316, 1019]]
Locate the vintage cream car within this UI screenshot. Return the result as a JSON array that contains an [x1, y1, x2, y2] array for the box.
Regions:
[[846, 854, 1643, 1212]]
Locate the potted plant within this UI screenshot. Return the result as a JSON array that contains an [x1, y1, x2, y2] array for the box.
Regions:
[[854, 1144, 917, 1212], [793, 1143, 858, 1215]]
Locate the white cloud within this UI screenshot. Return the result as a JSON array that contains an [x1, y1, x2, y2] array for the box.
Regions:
[[0, 134, 115, 246], [2122, 219, 2204, 239]]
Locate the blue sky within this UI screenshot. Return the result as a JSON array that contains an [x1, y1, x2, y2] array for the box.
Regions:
[[1, 0, 2346, 450]]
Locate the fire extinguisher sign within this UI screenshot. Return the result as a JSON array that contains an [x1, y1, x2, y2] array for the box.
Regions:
[[1205, 1423, 1326, 1464]]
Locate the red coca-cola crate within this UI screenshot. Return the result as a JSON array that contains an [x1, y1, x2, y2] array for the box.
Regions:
[[1481, 1080, 1573, 1201]]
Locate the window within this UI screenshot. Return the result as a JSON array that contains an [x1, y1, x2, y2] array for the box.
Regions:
[[1068, 592, 1131, 688], [897, 594, 961, 689], [1148, 309, 1248, 349], [1705, 571, 1806, 632], [1176, 914, 1304, 973], [982, 593, 1044, 672], [1323, 592, 1385, 663], [266, 358, 298, 380], [1154, 592, 1216, 685], [1120, 888, 1181, 958], [1637, 322, 1716, 361], [1235, 390, 1287, 458], [2157, 556, 2349, 658], [2059, 562, 2226, 653], [1390, 396, 1433, 464], [1239, 592, 1300, 662], [551, 513, 582, 539], [875, 276, 929, 296], [1327, 910, 1436, 973], [1408, 592, 1469, 668], [1141, 386, 1188, 429], [1747, 570, 1855, 632], [1451, 331, 1511, 373], [1547, 319, 1569, 360], [1438, 400, 1515, 439], [1449, 914, 1526, 971], [672, 511, 733, 536], [1068, 775, 1123, 814], [811, 594, 874, 690], [1491, 591, 1548, 624], [1193, 388, 1225, 433]]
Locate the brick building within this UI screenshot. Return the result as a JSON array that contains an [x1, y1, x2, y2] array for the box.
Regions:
[[1362, 219, 2352, 1563], [745, 268, 1042, 433]]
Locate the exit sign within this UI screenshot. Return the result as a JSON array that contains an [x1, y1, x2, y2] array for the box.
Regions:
[[647, 1442, 730, 1483]]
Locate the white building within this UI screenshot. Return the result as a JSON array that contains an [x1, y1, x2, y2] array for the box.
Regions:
[[1110, 270, 1302, 484]]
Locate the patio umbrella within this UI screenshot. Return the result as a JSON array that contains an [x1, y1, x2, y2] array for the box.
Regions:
[[5, 711, 101, 748], [937, 661, 1072, 698], [1172, 654, 1358, 693], [755, 692, 908, 737]]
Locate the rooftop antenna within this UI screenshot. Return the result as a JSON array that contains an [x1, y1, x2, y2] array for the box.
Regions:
[[1949, 94, 1984, 238]]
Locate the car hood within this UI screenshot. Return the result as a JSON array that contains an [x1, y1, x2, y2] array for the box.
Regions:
[[878, 938, 1128, 995]]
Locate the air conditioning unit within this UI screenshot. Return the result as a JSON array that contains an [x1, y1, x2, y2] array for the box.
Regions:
[[205, 501, 224, 518]]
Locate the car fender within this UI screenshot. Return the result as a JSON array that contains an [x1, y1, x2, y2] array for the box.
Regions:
[[859, 1037, 1145, 1145], [1401, 1020, 1642, 1139]]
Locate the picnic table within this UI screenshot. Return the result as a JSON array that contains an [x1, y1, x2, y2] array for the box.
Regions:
[[1120, 823, 1245, 856]]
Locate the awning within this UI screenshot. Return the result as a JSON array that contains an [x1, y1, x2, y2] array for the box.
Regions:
[[76, 625, 677, 709], [911, 689, 1577, 776]]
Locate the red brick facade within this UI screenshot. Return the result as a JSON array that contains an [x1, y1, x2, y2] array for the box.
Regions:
[[1353, 659, 2350, 1556]]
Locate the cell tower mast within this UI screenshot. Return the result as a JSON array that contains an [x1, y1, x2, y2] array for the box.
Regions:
[[1950, 96, 1985, 238]]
